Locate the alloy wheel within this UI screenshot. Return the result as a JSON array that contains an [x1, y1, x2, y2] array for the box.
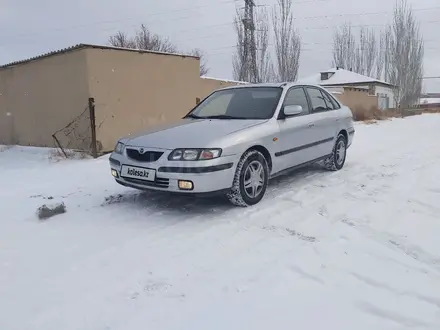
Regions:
[[243, 160, 265, 199], [336, 140, 346, 166]]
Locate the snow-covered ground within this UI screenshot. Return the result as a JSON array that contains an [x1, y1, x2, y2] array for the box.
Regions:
[[1, 115, 440, 330]]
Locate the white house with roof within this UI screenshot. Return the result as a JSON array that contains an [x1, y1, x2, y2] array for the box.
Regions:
[[299, 68, 396, 109]]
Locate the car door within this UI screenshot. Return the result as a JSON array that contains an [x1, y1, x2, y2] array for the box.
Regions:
[[304, 86, 340, 157], [274, 86, 320, 171]]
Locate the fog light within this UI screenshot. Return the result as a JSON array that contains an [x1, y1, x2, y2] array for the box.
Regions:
[[111, 169, 119, 178], [178, 180, 193, 190]]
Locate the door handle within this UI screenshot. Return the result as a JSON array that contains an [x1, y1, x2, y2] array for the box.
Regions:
[[308, 123, 315, 128]]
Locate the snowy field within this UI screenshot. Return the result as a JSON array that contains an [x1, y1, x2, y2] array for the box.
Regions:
[[1, 114, 440, 330]]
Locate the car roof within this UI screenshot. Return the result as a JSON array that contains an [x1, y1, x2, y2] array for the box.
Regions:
[[217, 82, 324, 91]]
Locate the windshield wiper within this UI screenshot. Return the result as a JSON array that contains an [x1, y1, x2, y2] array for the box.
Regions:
[[203, 115, 247, 120], [184, 113, 203, 119]]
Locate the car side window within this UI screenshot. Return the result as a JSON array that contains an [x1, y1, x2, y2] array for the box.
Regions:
[[306, 87, 330, 113], [321, 91, 336, 110], [283, 87, 310, 115], [321, 89, 341, 110]]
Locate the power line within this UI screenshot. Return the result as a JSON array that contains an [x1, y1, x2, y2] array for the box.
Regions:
[[2, 17, 440, 49], [4, 3, 440, 42], [205, 44, 440, 57], [4, 0, 239, 39], [1, 1, 439, 66], [299, 19, 440, 31], [181, 18, 440, 49], [292, 5, 440, 21], [207, 41, 440, 53]]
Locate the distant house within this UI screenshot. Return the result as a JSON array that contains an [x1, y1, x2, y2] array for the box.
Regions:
[[299, 68, 396, 110], [418, 97, 440, 108]]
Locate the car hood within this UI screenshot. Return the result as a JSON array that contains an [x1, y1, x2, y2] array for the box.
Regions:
[[124, 118, 268, 149]]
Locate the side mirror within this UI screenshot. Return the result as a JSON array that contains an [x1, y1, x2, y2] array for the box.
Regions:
[[283, 105, 303, 116]]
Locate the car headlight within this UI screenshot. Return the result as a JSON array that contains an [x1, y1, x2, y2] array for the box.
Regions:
[[168, 148, 222, 161], [114, 142, 125, 154]]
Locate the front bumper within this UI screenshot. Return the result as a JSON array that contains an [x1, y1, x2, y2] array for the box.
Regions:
[[109, 148, 238, 194]]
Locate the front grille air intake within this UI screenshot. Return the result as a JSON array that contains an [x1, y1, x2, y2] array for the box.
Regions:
[[126, 149, 163, 162]]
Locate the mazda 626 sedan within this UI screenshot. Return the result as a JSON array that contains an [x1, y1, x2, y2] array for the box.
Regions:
[[109, 82, 355, 207]]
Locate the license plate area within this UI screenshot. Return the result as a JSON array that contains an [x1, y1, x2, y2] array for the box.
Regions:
[[120, 165, 156, 182]]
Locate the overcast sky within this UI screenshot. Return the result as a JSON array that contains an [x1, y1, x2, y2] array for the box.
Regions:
[[1, 0, 439, 91]]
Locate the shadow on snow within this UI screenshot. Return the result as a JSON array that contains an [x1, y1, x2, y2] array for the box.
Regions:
[[101, 163, 331, 218]]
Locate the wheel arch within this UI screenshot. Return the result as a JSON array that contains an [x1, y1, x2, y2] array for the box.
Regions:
[[244, 145, 273, 172], [338, 129, 348, 142]]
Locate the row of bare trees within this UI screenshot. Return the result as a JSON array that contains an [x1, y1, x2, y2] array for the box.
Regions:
[[233, 0, 302, 83], [332, 0, 424, 107], [108, 0, 423, 107], [232, 0, 423, 107], [108, 24, 210, 76]]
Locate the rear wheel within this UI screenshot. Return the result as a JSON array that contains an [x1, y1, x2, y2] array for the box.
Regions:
[[226, 150, 269, 207], [323, 134, 347, 171]]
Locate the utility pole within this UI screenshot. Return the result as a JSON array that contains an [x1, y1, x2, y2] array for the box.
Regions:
[[242, 0, 258, 82]]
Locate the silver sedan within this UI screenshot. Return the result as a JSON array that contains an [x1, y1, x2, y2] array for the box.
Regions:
[[109, 82, 355, 206]]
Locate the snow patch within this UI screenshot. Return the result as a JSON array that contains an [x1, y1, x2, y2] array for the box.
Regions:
[[1, 114, 440, 330]]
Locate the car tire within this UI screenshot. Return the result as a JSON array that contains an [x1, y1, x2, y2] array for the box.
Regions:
[[226, 150, 269, 207], [323, 134, 347, 171]]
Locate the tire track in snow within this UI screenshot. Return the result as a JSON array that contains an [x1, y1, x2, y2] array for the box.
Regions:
[[70, 117, 440, 292], [52, 117, 440, 292]]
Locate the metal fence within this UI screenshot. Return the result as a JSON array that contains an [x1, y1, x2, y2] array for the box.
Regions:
[[51, 97, 98, 158]]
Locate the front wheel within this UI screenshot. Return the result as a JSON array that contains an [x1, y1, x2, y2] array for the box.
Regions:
[[226, 150, 269, 207], [323, 134, 347, 171]]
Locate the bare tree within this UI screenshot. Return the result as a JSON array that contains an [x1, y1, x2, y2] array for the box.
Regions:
[[109, 24, 177, 52], [332, 23, 357, 71], [190, 48, 210, 76], [332, 23, 379, 77], [354, 26, 378, 77], [255, 7, 274, 82], [108, 31, 136, 48], [272, 0, 301, 82], [375, 31, 387, 80], [133, 24, 178, 53], [109, 24, 210, 76], [232, 6, 273, 82], [232, 12, 246, 81], [383, 0, 424, 107], [332, 23, 388, 81]]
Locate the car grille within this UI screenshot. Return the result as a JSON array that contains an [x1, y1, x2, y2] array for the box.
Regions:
[[126, 148, 163, 162], [123, 177, 170, 189]]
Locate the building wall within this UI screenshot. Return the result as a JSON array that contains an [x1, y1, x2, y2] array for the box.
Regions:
[[332, 87, 379, 111], [199, 77, 246, 101], [85, 48, 201, 151], [348, 84, 394, 109], [324, 83, 395, 109], [375, 85, 395, 109], [0, 47, 249, 152], [0, 50, 90, 148]]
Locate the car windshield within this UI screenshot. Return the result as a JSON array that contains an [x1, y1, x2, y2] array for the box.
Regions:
[[187, 87, 283, 120]]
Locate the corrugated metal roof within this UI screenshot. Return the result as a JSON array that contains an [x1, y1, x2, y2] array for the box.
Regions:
[[0, 43, 200, 69]]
